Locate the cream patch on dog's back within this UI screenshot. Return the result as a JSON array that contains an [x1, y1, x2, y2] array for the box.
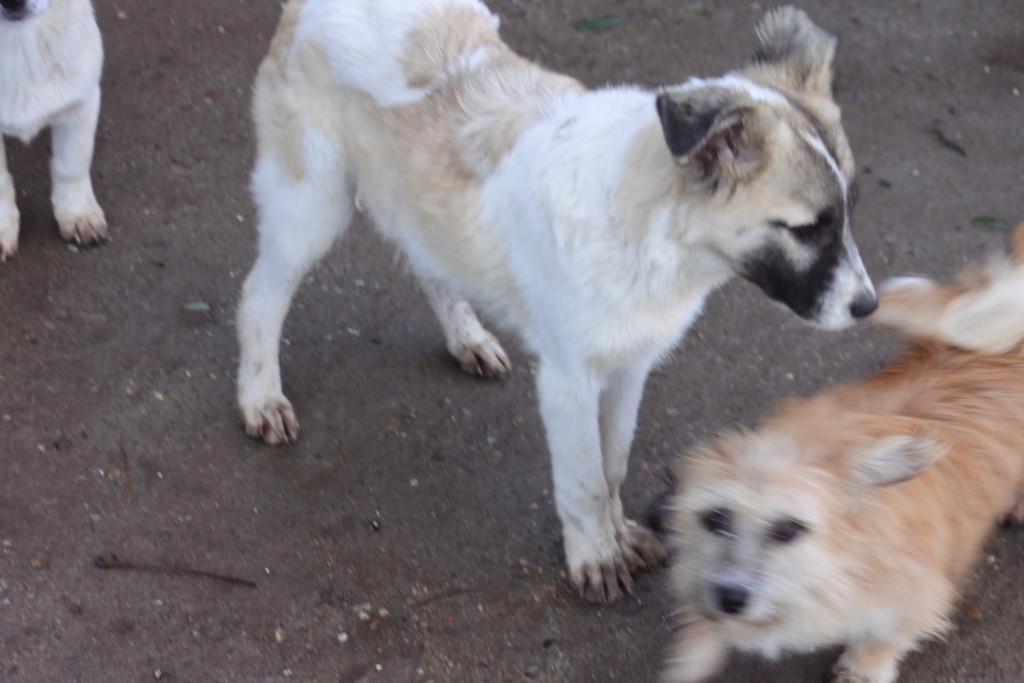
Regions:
[[296, 0, 498, 107]]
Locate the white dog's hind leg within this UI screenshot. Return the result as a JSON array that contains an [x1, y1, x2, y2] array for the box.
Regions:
[[600, 359, 666, 571], [50, 85, 107, 245], [0, 137, 19, 260], [537, 360, 631, 603], [237, 130, 353, 444], [421, 277, 510, 377]]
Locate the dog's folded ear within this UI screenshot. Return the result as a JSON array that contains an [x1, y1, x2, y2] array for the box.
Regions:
[[853, 416, 947, 487], [655, 94, 764, 186], [753, 6, 837, 99]]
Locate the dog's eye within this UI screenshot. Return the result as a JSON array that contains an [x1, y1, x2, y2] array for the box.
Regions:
[[768, 219, 817, 244], [700, 509, 733, 535], [767, 519, 807, 543]]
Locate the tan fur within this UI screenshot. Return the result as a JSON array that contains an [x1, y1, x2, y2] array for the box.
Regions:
[[665, 228, 1024, 683]]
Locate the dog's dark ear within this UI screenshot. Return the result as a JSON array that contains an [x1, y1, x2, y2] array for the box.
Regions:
[[655, 94, 763, 185], [854, 417, 946, 487], [753, 6, 837, 98]]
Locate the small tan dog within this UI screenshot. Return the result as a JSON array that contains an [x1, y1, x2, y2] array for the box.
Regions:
[[664, 223, 1024, 683]]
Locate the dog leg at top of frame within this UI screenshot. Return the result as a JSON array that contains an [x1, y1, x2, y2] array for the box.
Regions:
[[828, 638, 908, 683], [662, 616, 728, 683], [600, 359, 667, 572], [237, 131, 354, 444], [49, 85, 107, 246], [421, 277, 510, 377], [0, 137, 19, 260], [537, 360, 635, 603]]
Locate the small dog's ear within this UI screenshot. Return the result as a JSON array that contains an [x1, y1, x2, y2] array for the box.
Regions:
[[854, 417, 946, 487], [753, 6, 837, 98], [655, 94, 763, 185]]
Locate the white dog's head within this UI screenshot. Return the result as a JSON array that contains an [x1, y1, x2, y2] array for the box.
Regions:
[[0, 0, 49, 23]]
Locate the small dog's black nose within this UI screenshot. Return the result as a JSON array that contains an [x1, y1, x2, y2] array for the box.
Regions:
[[714, 584, 749, 615], [849, 294, 878, 319], [0, 0, 26, 12]]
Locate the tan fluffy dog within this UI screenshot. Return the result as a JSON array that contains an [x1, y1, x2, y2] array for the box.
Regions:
[[664, 223, 1024, 683]]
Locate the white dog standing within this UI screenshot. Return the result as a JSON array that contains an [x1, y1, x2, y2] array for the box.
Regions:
[[0, 0, 107, 259], [237, 0, 877, 603]]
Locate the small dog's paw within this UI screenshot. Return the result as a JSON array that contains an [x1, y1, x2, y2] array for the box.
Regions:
[[663, 619, 728, 683], [56, 203, 108, 246], [618, 519, 667, 572], [570, 554, 634, 604], [242, 396, 299, 445], [825, 665, 876, 683], [452, 330, 510, 378]]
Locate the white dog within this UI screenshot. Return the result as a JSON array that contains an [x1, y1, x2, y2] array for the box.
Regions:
[[237, 0, 876, 603], [0, 0, 107, 259]]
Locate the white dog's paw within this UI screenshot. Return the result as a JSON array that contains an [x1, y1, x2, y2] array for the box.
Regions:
[[241, 395, 299, 445], [617, 518, 667, 572], [56, 200, 108, 246], [0, 212, 19, 261], [570, 552, 634, 604], [567, 522, 665, 604], [451, 329, 511, 378]]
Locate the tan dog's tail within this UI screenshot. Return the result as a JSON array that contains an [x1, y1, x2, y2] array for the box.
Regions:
[[874, 222, 1024, 353]]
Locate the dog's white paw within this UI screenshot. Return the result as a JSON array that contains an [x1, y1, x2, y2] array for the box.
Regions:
[[0, 212, 19, 261], [569, 521, 665, 604], [56, 200, 108, 246], [242, 395, 299, 445], [451, 329, 510, 378], [571, 552, 634, 604], [617, 518, 667, 572]]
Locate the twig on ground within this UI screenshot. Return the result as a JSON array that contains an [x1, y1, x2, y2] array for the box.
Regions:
[[94, 553, 257, 588]]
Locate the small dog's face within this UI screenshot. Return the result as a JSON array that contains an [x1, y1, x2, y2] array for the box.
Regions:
[[656, 7, 876, 329], [671, 430, 840, 630], [0, 0, 49, 23], [670, 408, 942, 634]]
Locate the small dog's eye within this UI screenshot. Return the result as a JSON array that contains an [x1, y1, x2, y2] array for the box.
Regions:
[[768, 519, 807, 543], [700, 509, 732, 535]]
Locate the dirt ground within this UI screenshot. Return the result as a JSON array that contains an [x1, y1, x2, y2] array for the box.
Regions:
[[1, 0, 1022, 681]]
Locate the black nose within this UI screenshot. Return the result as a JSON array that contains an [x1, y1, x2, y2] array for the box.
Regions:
[[714, 584, 749, 615], [849, 294, 878, 319]]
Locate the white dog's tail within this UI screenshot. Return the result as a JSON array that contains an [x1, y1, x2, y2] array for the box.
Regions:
[[295, 0, 500, 108], [874, 222, 1024, 354]]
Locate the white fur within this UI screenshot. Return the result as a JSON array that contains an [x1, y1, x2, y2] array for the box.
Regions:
[[0, 0, 106, 257]]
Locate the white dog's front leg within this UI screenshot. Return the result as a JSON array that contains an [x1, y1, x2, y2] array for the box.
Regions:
[[537, 360, 631, 603], [50, 84, 107, 245], [600, 359, 666, 572], [0, 137, 19, 260]]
